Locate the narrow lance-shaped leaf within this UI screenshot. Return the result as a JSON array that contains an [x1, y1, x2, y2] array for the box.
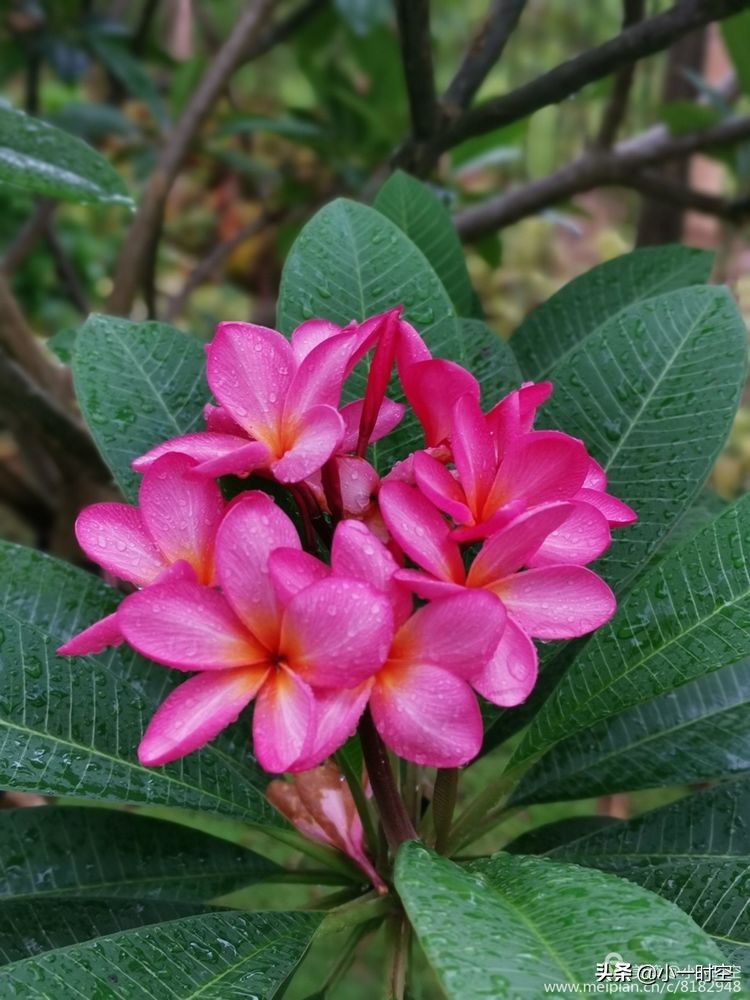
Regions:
[[510, 493, 750, 772], [511, 245, 714, 380], [0, 104, 133, 206], [374, 170, 474, 315], [0, 541, 280, 826], [2, 910, 321, 998], [395, 843, 725, 999], [0, 807, 279, 903], [72, 315, 207, 503], [513, 657, 750, 805], [546, 780, 750, 967]]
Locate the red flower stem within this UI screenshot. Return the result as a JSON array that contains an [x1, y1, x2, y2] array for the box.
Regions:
[[288, 484, 316, 552], [359, 708, 417, 852], [432, 767, 458, 854], [321, 459, 344, 521]]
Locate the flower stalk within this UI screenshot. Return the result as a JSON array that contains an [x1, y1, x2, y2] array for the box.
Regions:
[[359, 708, 417, 852]]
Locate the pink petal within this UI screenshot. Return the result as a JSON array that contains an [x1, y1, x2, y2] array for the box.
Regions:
[[335, 457, 380, 517], [486, 381, 552, 443], [394, 316, 432, 370], [271, 404, 344, 483], [290, 318, 345, 362], [281, 577, 393, 688], [288, 681, 373, 772], [331, 519, 412, 626], [203, 403, 243, 435], [583, 457, 607, 491], [497, 567, 616, 640], [340, 398, 404, 452], [288, 331, 361, 413], [394, 568, 465, 601], [75, 503, 166, 586], [252, 667, 316, 773], [576, 487, 638, 527], [215, 493, 300, 648], [392, 590, 505, 679], [138, 666, 267, 766], [451, 393, 496, 514], [206, 322, 295, 438], [138, 453, 224, 585], [269, 547, 330, 605], [470, 618, 538, 707], [119, 582, 268, 670], [400, 359, 479, 448], [370, 663, 482, 767], [356, 308, 400, 455], [413, 452, 471, 524], [57, 611, 123, 656], [487, 430, 590, 511], [467, 503, 574, 586], [132, 433, 269, 477], [528, 501, 611, 568], [379, 481, 465, 584]]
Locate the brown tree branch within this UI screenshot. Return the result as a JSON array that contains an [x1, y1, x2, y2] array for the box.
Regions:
[[453, 116, 750, 240], [400, 0, 750, 175], [0, 199, 56, 275], [395, 0, 438, 141], [442, 0, 527, 115], [595, 0, 645, 147], [106, 0, 275, 316]]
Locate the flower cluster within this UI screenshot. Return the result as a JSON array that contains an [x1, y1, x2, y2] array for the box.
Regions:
[[58, 309, 635, 774]]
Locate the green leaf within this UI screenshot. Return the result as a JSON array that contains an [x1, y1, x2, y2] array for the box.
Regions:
[[505, 817, 620, 855], [72, 314, 207, 503], [87, 34, 168, 129], [0, 104, 132, 207], [395, 843, 724, 998], [0, 541, 280, 826], [277, 197, 456, 336], [510, 494, 750, 773], [541, 286, 747, 591], [511, 245, 714, 381], [0, 806, 279, 902], [333, 0, 392, 35], [513, 657, 750, 805], [660, 101, 723, 136], [0, 899, 204, 965], [722, 10, 750, 95], [3, 910, 320, 997], [374, 170, 473, 315], [546, 781, 750, 965]]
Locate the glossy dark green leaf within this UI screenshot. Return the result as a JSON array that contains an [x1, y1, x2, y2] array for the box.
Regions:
[[0, 540, 279, 826], [72, 314, 207, 503], [505, 817, 620, 855], [2, 910, 320, 997], [277, 197, 456, 336], [513, 658, 750, 805], [395, 843, 724, 998], [547, 781, 750, 965], [374, 170, 473, 315], [0, 899, 204, 965], [511, 245, 714, 380], [541, 286, 747, 591], [0, 807, 279, 902], [511, 494, 750, 773], [0, 105, 132, 207]]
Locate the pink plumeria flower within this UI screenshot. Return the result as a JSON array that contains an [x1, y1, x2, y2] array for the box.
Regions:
[[379, 482, 616, 708], [133, 319, 369, 484], [57, 453, 225, 657], [267, 762, 386, 892], [117, 493, 394, 773]]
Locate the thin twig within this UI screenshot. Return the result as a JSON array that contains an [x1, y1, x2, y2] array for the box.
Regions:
[[0, 199, 56, 275], [394, 0, 438, 141], [106, 0, 275, 315], [595, 0, 646, 147], [44, 225, 89, 316], [442, 0, 527, 115], [453, 115, 750, 240], [400, 0, 750, 174]]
